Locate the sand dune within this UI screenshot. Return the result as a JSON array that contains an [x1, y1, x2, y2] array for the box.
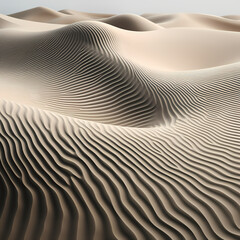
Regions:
[[59, 9, 113, 19], [222, 15, 240, 20], [0, 7, 240, 240], [9, 7, 240, 31], [9, 6, 65, 22], [98, 14, 161, 31], [142, 13, 240, 31], [0, 16, 18, 29], [9, 7, 113, 24], [0, 14, 64, 31]]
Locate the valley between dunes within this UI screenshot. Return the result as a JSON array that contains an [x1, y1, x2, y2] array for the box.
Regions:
[[0, 7, 240, 240]]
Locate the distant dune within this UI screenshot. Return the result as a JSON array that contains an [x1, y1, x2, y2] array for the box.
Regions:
[[141, 13, 240, 31], [0, 7, 240, 240]]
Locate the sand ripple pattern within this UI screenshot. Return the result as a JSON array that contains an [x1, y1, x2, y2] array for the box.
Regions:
[[0, 99, 239, 240], [0, 12, 240, 240], [4, 22, 158, 127]]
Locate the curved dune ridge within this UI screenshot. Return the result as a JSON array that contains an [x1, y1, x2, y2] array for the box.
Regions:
[[0, 7, 240, 240], [100, 14, 162, 31], [9, 7, 113, 24], [141, 13, 240, 31]]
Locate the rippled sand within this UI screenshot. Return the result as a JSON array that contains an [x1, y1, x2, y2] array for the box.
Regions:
[[0, 7, 240, 240]]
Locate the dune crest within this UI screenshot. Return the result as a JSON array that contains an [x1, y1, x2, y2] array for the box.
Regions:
[[59, 9, 113, 19], [142, 13, 240, 31], [9, 6, 64, 21], [100, 14, 161, 31], [0, 13, 64, 30], [1, 7, 240, 240]]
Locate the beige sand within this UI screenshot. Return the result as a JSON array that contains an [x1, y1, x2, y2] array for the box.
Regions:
[[0, 7, 240, 240], [142, 13, 240, 31], [9, 6, 113, 24]]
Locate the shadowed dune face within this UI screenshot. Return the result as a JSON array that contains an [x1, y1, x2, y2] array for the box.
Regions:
[[0, 23, 161, 127], [100, 14, 162, 31], [0, 16, 18, 29], [0, 7, 240, 240]]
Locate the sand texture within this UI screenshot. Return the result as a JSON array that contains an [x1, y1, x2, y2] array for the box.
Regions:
[[0, 7, 240, 240]]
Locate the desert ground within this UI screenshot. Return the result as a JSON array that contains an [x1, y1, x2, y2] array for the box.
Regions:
[[0, 7, 240, 240]]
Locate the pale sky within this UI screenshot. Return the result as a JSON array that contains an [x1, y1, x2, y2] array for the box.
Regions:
[[2, 0, 240, 15]]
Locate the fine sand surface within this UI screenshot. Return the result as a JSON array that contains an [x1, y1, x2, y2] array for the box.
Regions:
[[0, 7, 240, 240]]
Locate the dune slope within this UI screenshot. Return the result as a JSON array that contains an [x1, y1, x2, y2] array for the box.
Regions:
[[0, 7, 240, 240]]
